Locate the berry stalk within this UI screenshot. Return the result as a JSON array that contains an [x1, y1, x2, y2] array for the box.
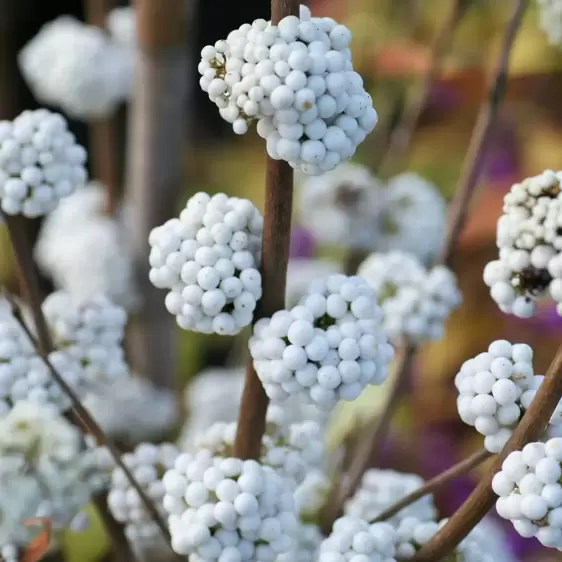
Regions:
[[371, 448, 492, 523], [232, 0, 300, 460]]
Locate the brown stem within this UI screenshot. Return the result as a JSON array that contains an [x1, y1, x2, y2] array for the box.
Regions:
[[93, 492, 137, 562], [371, 448, 492, 523], [319, 346, 416, 533], [437, 0, 527, 266], [379, 0, 468, 177], [2, 214, 174, 553], [321, 0, 526, 533], [232, 0, 299, 460], [413, 342, 562, 560], [85, 0, 121, 217], [125, 0, 188, 390]]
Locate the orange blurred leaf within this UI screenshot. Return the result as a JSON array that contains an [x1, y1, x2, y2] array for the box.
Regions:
[[373, 42, 430, 76], [20, 518, 52, 562]]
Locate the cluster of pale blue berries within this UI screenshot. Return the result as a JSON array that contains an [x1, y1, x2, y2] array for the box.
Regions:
[[249, 274, 394, 411], [198, 5, 377, 175], [148, 192, 263, 336], [0, 109, 87, 218]]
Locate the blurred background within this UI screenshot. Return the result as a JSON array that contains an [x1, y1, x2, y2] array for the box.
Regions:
[[3, 0, 562, 560]]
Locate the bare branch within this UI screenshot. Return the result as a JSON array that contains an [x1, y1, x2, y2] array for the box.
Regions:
[[379, 0, 469, 177], [371, 448, 492, 523], [437, 0, 528, 266], [322, 0, 526, 533]]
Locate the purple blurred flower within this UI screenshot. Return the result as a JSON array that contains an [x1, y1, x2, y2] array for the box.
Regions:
[[485, 119, 520, 185], [512, 302, 562, 333], [426, 82, 459, 111], [289, 225, 316, 259]]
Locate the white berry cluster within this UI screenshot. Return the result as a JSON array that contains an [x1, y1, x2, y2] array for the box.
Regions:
[[0, 402, 100, 535], [83, 376, 180, 446], [249, 274, 394, 411], [0, 109, 87, 217], [455, 339, 562, 452], [393, 517, 495, 561], [375, 173, 447, 264], [19, 16, 133, 120], [295, 166, 446, 260], [358, 251, 461, 344], [106, 6, 136, 47], [286, 259, 343, 307], [345, 469, 437, 524], [162, 450, 298, 561], [0, 311, 89, 415], [484, 170, 562, 318], [149, 192, 263, 335], [35, 183, 137, 310], [198, 6, 377, 175], [455, 340, 536, 453], [107, 442, 179, 543], [318, 516, 397, 562], [536, 0, 562, 47], [194, 415, 324, 486], [180, 367, 330, 451], [278, 522, 323, 562], [42, 291, 129, 390], [296, 162, 383, 248], [493, 438, 562, 549]]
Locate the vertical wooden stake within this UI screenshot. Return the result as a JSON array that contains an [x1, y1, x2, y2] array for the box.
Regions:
[[126, 0, 188, 389]]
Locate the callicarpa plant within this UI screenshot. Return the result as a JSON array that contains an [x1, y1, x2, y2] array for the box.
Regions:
[[3, 0, 562, 561]]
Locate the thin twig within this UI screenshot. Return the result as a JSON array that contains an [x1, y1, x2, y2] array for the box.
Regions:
[[232, 0, 299, 460], [413, 343, 562, 560], [2, 214, 174, 552], [322, 0, 526, 533], [371, 448, 492, 523], [379, 0, 469, 177], [318, 346, 415, 533], [437, 0, 527, 266]]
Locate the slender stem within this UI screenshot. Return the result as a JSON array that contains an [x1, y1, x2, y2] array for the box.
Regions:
[[319, 346, 416, 533], [232, 0, 299, 460], [437, 0, 527, 266], [125, 0, 187, 390], [322, 0, 526, 534], [2, 214, 174, 553], [371, 448, 492, 523], [379, 0, 468, 177], [85, 0, 121, 217], [413, 342, 562, 560]]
